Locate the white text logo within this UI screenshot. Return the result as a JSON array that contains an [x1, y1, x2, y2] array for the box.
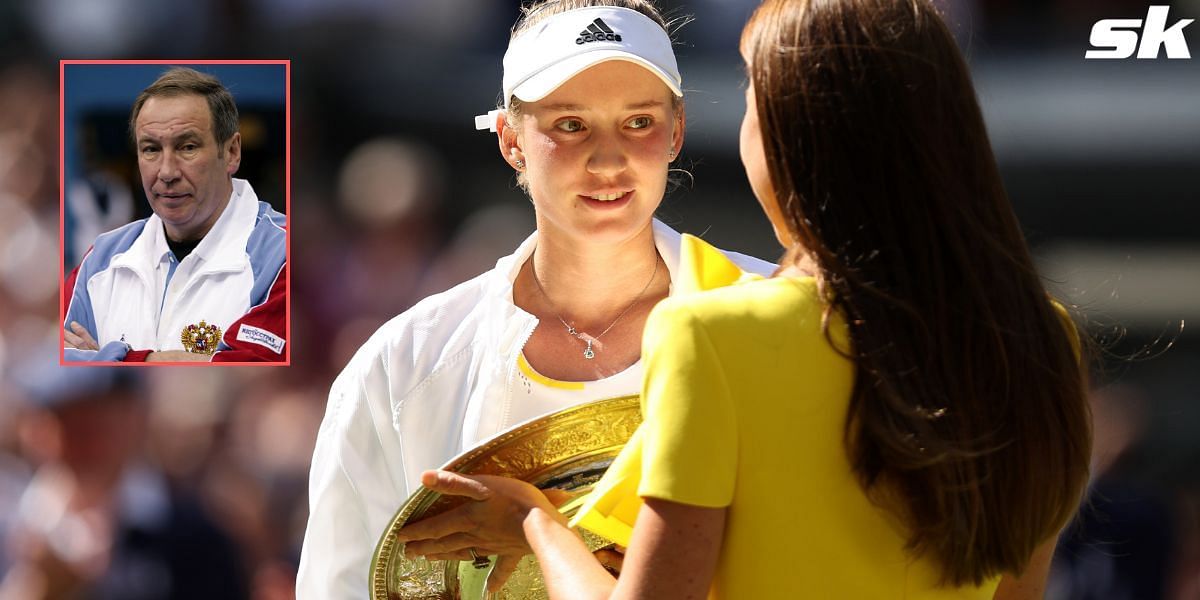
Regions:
[[1086, 5, 1193, 59]]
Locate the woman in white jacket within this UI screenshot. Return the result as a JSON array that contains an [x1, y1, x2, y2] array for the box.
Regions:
[[296, 1, 773, 598]]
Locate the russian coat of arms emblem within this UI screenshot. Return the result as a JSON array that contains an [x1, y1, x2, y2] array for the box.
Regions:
[[181, 320, 221, 355]]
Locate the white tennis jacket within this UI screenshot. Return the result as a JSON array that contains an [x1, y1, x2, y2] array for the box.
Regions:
[[297, 220, 773, 599]]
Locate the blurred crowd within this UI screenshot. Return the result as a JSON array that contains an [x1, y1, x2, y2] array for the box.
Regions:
[[2, 0, 1199, 598]]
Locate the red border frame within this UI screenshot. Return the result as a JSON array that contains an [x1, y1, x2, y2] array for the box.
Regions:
[[58, 59, 292, 367]]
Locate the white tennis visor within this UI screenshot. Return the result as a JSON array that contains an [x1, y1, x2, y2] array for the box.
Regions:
[[475, 6, 682, 132]]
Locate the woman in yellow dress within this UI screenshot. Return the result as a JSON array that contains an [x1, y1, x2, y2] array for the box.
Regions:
[[398, 0, 1092, 597]]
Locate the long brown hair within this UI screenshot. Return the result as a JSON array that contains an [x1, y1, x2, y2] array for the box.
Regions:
[[742, 0, 1091, 585]]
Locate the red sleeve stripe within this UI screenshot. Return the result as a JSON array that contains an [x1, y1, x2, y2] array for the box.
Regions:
[[212, 262, 287, 363]]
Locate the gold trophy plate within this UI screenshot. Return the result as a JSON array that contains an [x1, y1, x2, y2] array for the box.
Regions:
[[371, 394, 642, 599]]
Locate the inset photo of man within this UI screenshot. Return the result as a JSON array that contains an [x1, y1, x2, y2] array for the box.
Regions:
[[61, 61, 289, 364]]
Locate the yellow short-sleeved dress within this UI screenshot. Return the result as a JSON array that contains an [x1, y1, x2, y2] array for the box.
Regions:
[[571, 235, 1000, 599]]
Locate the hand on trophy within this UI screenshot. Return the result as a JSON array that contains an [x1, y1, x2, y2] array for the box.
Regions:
[[396, 470, 570, 592]]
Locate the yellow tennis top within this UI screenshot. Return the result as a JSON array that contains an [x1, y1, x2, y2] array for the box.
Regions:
[[571, 235, 1000, 599]]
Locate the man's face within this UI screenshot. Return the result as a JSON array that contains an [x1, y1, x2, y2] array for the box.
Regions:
[[135, 94, 240, 242]]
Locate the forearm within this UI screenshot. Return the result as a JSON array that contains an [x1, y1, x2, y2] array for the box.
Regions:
[[524, 507, 616, 600], [64, 341, 130, 362], [145, 351, 211, 362]]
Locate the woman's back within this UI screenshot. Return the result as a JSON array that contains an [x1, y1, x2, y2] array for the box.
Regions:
[[585, 273, 1002, 597]]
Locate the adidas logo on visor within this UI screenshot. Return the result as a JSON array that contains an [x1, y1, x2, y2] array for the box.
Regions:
[[576, 18, 622, 44]]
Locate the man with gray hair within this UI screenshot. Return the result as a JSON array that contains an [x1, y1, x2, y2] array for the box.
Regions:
[[63, 67, 287, 363]]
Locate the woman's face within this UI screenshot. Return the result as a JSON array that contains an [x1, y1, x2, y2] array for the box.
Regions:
[[739, 47, 794, 249], [511, 60, 682, 246]]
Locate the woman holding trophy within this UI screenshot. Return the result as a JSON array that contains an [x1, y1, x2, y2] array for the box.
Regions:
[[297, 1, 774, 597], [399, 0, 1093, 598]]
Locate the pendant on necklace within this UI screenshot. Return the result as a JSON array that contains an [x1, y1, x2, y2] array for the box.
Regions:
[[583, 339, 595, 360]]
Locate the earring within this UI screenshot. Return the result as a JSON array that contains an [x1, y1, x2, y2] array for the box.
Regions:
[[667, 149, 676, 159], [515, 159, 526, 170]]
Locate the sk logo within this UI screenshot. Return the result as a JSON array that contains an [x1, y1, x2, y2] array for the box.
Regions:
[[1086, 5, 1194, 59]]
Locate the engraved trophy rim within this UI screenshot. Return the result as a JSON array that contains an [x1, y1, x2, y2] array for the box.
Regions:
[[370, 394, 642, 600]]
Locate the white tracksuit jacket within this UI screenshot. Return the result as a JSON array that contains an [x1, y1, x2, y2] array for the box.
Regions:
[[63, 178, 287, 362]]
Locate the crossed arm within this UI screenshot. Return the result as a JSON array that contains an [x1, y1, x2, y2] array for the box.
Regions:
[[64, 321, 210, 362]]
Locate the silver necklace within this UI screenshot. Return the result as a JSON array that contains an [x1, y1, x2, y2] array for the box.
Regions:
[[530, 253, 660, 360]]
